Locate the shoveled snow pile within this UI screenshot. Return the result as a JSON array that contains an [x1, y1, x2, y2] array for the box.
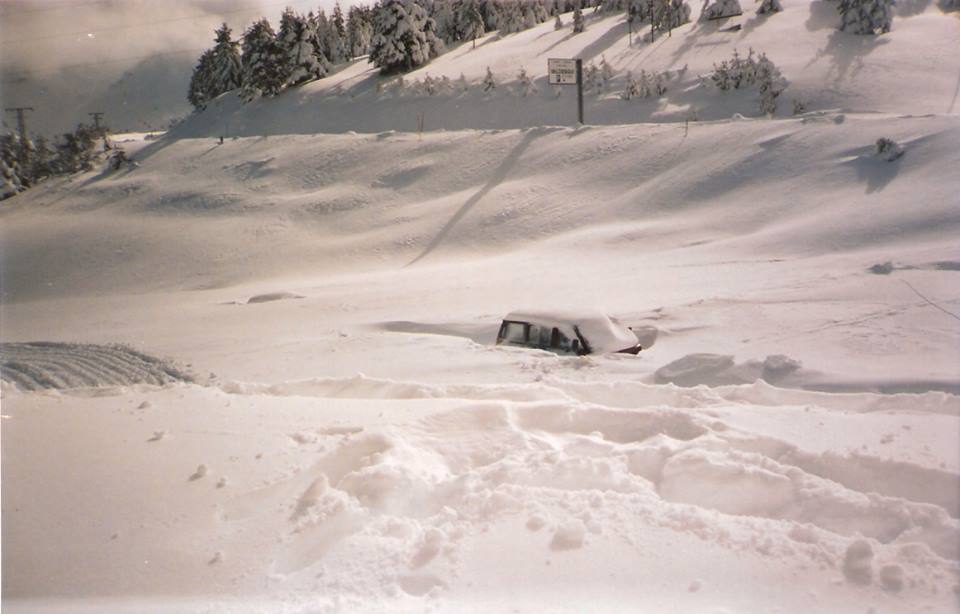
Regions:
[[2, 0, 959, 612]]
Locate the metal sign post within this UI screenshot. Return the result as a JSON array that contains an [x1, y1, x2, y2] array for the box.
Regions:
[[548, 58, 585, 125]]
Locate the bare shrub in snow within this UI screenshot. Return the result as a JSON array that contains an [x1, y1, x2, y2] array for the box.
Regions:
[[711, 48, 786, 114], [701, 0, 742, 21], [756, 0, 782, 14], [875, 138, 904, 161], [792, 98, 807, 115], [555, 14, 564, 28], [837, 0, 894, 34]]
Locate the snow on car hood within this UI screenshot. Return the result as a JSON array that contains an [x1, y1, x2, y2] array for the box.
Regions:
[[504, 310, 639, 354]]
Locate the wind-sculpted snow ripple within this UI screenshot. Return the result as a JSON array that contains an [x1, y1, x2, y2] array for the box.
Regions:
[[0, 342, 193, 391]]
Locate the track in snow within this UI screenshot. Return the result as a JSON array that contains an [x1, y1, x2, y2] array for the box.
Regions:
[[0, 342, 194, 391]]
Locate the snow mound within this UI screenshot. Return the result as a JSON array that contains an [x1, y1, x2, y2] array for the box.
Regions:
[[246, 291, 305, 304], [0, 342, 193, 391]]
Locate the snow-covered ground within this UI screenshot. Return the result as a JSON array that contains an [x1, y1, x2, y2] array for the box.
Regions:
[[2, 1, 959, 612]]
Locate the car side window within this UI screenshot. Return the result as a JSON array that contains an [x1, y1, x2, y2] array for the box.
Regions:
[[501, 322, 527, 344]]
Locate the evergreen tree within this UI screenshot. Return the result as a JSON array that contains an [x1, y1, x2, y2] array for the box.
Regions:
[[756, 0, 782, 15], [837, 0, 894, 34], [497, 1, 527, 34], [650, 0, 690, 36], [483, 65, 497, 90], [241, 18, 286, 100], [369, 0, 444, 74], [347, 5, 375, 58], [331, 3, 350, 60], [516, 67, 538, 96], [573, 4, 586, 31], [55, 124, 98, 173], [599, 55, 615, 90], [1, 134, 27, 199], [208, 23, 243, 96], [554, 13, 564, 28], [30, 136, 57, 181], [280, 9, 331, 85], [460, 1, 486, 47], [430, 0, 460, 43], [187, 49, 215, 110], [621, 71, 640, 100]]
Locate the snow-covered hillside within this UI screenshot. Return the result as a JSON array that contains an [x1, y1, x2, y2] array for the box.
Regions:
[[173, 0, 960, 137], [2, 1, 959, 613]]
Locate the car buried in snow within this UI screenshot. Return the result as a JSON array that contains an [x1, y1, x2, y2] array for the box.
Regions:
[[495, 310, 642, 356]]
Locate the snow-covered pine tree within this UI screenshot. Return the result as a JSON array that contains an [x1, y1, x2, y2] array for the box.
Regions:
[[756, 0, 782, 15], [620, 71, 641, 99], [573, 4, 586, 31], [30, 136, 56, 181], [187, 48, 216, 110], [280, 9, 331, 86], [837, 0, 894, 34], [629, 0, 653, 22], [55, 124, 98, 173], [207, 23, 242, 98], [369, 0, 444, 74], [599, 55, 615, 90], [457, 72, 470, 92], [516, 67, 538, 96], [483, 65, 496, 91], [1, 134, 27, 199], [532, 0, 550, 22], [651, 0, 690, 35], [430, 0, 459, 43], [347, 5, 374, 59], [241, 18, 285, 100], [497, 1, 527, 34], [459, 1, 486, 47], [330, 3, 350, 61], [584, 61, 599, 93], [701, 0, 741, 20], [753, 51, 785, 114]]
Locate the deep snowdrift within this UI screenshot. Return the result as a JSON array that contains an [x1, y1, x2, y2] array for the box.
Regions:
[[2, 1, 959, 613]]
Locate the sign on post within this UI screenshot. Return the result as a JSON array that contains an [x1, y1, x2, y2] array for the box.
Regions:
[[548, 58, 578, 85], [548, 58, 584, 125]]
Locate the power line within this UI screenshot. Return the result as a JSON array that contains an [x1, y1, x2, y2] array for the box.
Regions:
[[2, 0, 317, 46]]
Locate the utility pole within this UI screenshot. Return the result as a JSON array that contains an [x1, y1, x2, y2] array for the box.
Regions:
[[576, 58, 584, 125], [88, 112, 105, 133], [5, 106, 34, 144]]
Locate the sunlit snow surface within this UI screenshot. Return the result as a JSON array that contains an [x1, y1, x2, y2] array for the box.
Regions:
[[2, 0, 960, 612]]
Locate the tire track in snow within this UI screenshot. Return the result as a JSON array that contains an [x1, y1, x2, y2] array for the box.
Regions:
[[0, 342, 193, 391]]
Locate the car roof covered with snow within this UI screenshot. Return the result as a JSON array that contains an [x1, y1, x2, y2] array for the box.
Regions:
[[501, 309, 640, 354]]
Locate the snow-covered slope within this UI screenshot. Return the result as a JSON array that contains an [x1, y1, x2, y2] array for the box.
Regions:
[[172, 0, 960, 137], [2, 2, 959, 613]]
